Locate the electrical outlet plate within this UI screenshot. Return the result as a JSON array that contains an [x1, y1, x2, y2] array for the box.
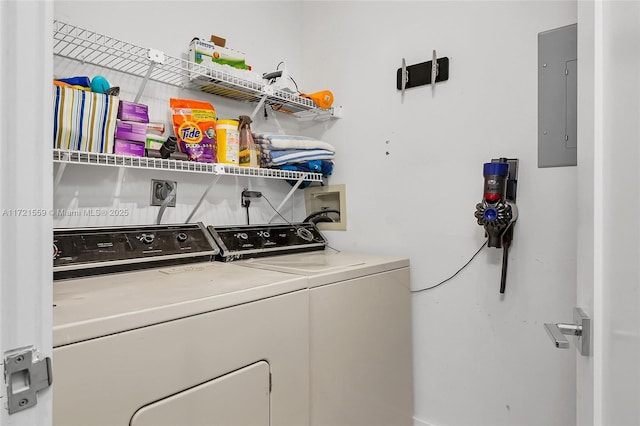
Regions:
[[304, 184, 347, 231], [151, 179, 177, 207]]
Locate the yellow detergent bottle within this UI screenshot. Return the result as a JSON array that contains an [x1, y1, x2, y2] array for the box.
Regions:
[[215, 119, 240, 164], [238, 115, 260, 168]]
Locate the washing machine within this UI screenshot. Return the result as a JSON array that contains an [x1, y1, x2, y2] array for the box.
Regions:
[[208, 223, 414, 426], [52, 223, 310, 426]]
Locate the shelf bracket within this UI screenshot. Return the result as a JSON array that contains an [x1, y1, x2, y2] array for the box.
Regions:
[[250, 95, 269, 121], [185, 172, 223, 223], [54, 160, 68, 188], [134, 49, 165, 103], [114, 167, 126, 199], [267, 173, 309, 223]]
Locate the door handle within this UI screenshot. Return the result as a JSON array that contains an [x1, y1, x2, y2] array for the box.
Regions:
[[544, 307, 591, 356], [544, 323, 581, 348]]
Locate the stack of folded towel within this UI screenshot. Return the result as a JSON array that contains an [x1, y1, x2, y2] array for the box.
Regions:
[[253, 133, 335, 179]]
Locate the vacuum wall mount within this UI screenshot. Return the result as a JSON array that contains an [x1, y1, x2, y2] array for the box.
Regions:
[[474, 158, 519, 294]]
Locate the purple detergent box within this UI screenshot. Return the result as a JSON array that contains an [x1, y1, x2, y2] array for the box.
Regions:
[[114, 139, 146, 157], [115, 120, 147, 143], [117, 100, 149, 123]]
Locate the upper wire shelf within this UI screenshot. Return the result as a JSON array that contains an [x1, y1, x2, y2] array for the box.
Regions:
[[53, 149, 324, 182], [52, 20, 334, 120]]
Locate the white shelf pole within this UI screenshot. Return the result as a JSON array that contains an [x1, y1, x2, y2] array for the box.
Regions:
[[134, 49, 165, 103], [133, 63, 155, 103], [53, 155, 69, 187], [250, 95, 268, 121], [114, 167, 126, 199], [267, 174, 309, 223], [185, 175, 221, 223]]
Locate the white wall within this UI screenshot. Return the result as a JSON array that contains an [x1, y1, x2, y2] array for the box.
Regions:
[[599, 2, 640, 424], [54, 1, 579, 426], [299, 2, 577, 426]]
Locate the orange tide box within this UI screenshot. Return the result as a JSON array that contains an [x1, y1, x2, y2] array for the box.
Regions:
[[170, 98, 217, 163]]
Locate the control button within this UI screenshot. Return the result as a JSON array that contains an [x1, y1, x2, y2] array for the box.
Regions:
[[53, 244, 59, 259], [177, 233, 188, 242], [296, 227, 314, 242], [258, 231, 270, 238], [239, 233, 248, 240], [140, 233, 155, 245]]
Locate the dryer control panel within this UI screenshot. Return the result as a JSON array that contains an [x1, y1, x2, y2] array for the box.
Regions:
[[54, 222, 219, 279], [208, 223, 327, 261]]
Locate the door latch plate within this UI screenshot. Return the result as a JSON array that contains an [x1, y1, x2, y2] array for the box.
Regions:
[[4, 347, 52, 414], [573, 307, 591, 356]]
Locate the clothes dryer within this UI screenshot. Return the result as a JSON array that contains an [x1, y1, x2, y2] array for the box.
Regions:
[[53, 223, 309, 426], [208, 223, 414, 426]]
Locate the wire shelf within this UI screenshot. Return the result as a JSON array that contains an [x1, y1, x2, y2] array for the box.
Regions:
[[53, 149, 324, 182], [53, 20, 334, 120], [219, 164, 322, 181]]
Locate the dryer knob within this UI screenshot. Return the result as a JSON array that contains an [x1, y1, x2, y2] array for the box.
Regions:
[[140, 234, 155, 245], [176, 233, 188, 242], [296, 227, 314, 242]]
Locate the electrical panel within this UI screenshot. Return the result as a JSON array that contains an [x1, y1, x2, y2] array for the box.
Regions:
[[538, 24, 577, 168]]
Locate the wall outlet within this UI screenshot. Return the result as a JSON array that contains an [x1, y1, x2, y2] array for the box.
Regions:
[[150, 179, 177, 207]]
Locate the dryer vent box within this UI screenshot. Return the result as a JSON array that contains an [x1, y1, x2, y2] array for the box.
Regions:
[[304, 184, 346, 231]]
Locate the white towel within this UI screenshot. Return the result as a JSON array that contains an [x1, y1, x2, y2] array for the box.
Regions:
[[253, 132, 335, 152]]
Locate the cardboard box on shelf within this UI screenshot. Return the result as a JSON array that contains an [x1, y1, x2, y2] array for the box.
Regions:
[[210, 34, 226, 47], [115, 120, 147, 143], [189, 39, 248, 70], [114, 139, 145, 157], [118, 100, 149, 123]]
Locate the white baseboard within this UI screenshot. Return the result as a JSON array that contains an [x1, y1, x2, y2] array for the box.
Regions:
[[413, 415, 435, 426]]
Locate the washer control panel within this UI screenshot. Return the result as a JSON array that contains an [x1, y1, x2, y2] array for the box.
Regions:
[[208, 223, 327, 261], [54, 223, 219, 277]]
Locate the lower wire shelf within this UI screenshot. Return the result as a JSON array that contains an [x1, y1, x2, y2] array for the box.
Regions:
[[52, 149, 324, 182]]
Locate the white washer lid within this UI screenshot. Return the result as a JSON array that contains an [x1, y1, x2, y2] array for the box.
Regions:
[[240, 251, 410, 288], [53, 262, 307, 346]]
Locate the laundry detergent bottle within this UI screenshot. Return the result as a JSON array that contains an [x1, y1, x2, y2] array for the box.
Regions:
[[238, 115, 260, 168]]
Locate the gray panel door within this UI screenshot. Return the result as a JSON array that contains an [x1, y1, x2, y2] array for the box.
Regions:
[[565, 59, 577, 149], [538, 24, 577, 167]]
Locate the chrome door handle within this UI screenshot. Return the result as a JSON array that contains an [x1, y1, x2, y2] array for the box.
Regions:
[[544, 323, 581, 348], [544, 307, 591, 356]]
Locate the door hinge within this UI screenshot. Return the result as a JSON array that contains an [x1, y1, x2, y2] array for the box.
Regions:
[[3, 347, 52, 414]]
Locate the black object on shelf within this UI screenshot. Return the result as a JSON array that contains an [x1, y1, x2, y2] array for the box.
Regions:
[[159, 136, 178, 159]]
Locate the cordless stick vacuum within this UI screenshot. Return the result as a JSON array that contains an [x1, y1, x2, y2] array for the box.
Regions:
[[474, 159, 519, 294]]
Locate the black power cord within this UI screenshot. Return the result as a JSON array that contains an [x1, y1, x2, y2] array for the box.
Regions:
[[411, 240, 488, 293], [303, 209, 340, 224], [261, 195, 340, 252]]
